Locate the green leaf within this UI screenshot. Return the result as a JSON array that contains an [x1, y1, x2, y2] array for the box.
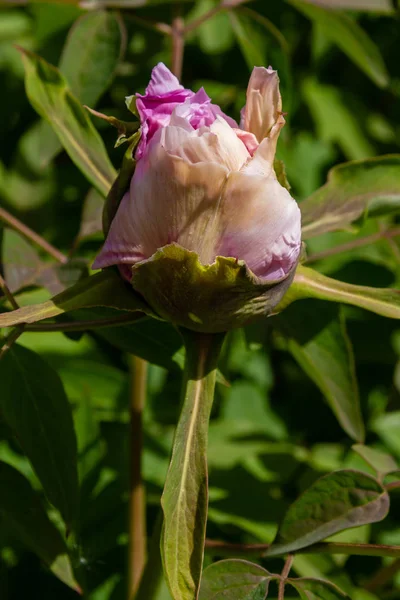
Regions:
[[161, 331, 225, 600], [0, 461, 80, 592], [300, 155, 400, 239], [0, 270, 152, 327], [266, 470, 389, 556], [277, 265, 400, 320], [228, 11, 266, 70], [28, 11, 126, 170], [0, 345, 79, 529], [75, 187, 104, 245], [297, 0, 393, 12], [276, 301, 364, 442], [289, 1, 389, 87], [19, 47, 116, 196], [288, 577, 351, 599], [199, 559, 273, 600], [352, 444, 398, 477], [302, 79, 374, 160]]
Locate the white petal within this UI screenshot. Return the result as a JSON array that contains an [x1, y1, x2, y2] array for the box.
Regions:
[[241, 66, 283, 143], [93, 139, 229, 271], [217, 171, 301, 280]]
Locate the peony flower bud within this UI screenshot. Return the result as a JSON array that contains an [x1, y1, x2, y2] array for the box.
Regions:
[[93, 63, 301, 332]]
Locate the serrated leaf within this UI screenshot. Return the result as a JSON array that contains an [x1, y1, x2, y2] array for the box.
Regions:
[[288, 577, 350, 599], [300, 155, 400, 239], [0, 345, 79, 529], [0, 270, 152, 327], [19, 47, 116, 196], [161, 331, 225, 600], [0, 461, 80, 591], [275, 301, 364, 442], [289, 1, 389, 87], [277, 265, 400, 320], [199, 559, 273, 600], [266, 470, 389, 556], [352, 444, 398, 477]]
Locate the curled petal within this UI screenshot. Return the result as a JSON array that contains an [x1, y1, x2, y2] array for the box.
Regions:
[[240, 66, 283, 143], [217, 171, 301, 280], [93, 138, 229, 275], [161, 117, 249, 171]]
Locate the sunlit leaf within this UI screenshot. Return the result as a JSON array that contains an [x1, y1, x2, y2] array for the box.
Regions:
[[266, 470, 389, 556], [199, 559, 273, 600], [352, 444, 398, 477], [19, 47, 116, 196], [288, 577, 351, 599], [289, 1, 389, 87], [0, 461, 80, 591], [0, 270, 152, 327], [301, 155, 400, 239], [276, 301, 364, 442], [161, 331, 225, 600], [277, 265, 400, 320], [0, 345, 79, 529]]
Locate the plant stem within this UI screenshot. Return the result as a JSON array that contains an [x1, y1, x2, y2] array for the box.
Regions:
[[278, 555, 293, 600], [161, 330, 225, 600], [171, 14, 185, 80], [0, 206, 68, 264], [0, 273, 19, 310], [0, 326, 25, 360], [204, 539, 400, 558], [128, 356, 148, 600], [305, 226, 400, 264]]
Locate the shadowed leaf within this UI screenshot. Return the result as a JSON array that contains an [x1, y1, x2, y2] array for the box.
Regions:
[[0, 461, 80, 591], [266, 470, 389, 556], [199, 559, 273, 600], [288, 577, 351, 599]]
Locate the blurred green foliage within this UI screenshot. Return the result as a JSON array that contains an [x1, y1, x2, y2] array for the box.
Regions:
[[1, 1, 400, 599]]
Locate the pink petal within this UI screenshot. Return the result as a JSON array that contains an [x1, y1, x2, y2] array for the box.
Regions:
[[241, 66, 283, 143]]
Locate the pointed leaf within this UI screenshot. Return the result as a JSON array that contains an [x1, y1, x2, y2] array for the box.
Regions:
[[19, 47, 116, 196], [0, 270, 152, 327], [266, 470, 389, 557], [275, 302, 364, 441], [277, 265, 400, 320], [352, 444, 398, 477], [199, 559, 272, 600], [0, 345, 79, 529], [27, 11, 126, 170], [288, 577, 351, 599], [300, 155, 400, 239], [161, 331, 225, 600], [289, 0, 389, 87], [0, 461, 80, 592]]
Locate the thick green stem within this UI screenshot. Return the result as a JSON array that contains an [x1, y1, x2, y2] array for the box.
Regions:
[[161, 329, 225, 600]]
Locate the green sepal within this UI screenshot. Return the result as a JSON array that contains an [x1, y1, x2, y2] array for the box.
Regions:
[[125, 94, 139, 117], [130, 243, 297, 333], [274, 158, 291, 191], [85, 106, 140, 148]]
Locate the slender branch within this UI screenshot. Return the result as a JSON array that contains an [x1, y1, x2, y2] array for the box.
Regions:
[[0, 206, 68, 264], [171, 15, 185, 80], [278, 555, 293, 600], [128, 356, 148, 600], [121, 12, 172, 36], [24, 313, 146, 333], [305, 226, 400, 264], [205, 539, 400, 558], [365, 557, 400, 592], [0, 326, 25, 360], [0, 273, 19, 310], [183, 0, 251, 34]]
